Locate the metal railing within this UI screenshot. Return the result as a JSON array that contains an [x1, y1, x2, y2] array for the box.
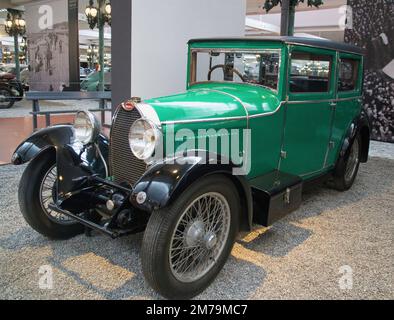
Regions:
[[26, 91, 112, 130]]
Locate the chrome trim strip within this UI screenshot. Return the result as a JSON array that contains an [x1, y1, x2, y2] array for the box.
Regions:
[[161, 115, 247, 125], [284, 41, 365, 56], [160, 105, 287, 124], [287, 96, 362, 105], [248, 101, 286, 119], [287, 99, 332, 105], [159, 95, 361, 125], [191, 48, 280, 54], [111, 104, 123, 124], [188, 39, 365, 56], [300, 166, 334, 178], [336, 96, 362, 102]]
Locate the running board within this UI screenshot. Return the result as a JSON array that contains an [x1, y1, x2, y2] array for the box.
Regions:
[[250, 170, 303, 227]]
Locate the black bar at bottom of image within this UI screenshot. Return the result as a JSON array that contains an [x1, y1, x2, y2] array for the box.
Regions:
[[0, 300, 389, 318]]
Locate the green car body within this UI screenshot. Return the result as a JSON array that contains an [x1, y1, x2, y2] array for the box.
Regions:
[[12, 37, 370, 299], [145, 37, 368, 181]]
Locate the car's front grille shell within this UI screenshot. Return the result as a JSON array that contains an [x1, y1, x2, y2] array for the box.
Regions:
[[109, 106, 147, 186]]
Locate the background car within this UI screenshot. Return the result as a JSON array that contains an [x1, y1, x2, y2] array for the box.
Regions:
[[0, 64, 28, 76], [0, 64, 29, 91], [80, 68, 111, 91]]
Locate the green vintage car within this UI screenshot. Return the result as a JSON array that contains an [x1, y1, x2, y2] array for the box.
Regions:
[[12, 37, 369, 299]]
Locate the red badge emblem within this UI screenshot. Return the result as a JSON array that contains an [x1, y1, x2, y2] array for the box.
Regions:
[[122, 101, 135, 111]]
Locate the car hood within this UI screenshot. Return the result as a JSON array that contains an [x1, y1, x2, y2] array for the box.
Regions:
[[144, 83, 281, 124]]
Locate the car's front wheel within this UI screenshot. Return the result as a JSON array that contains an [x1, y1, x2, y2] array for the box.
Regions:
[[141, 175, 240, 299], [19, 150, 84, 239]]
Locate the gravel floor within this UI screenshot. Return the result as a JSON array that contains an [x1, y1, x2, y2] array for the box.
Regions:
[[0, 157, 393, 300], [369, 141, 394, 160]]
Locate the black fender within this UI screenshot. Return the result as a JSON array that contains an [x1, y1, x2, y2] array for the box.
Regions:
[[130, 154, 253, 231], [11, 125, 75, 165], [12, 125, 109, 165], [11, 125, 109, 195], [338, 112, 370, 165]]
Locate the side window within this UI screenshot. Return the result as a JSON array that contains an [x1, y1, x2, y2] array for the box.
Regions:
[[338, 58, 359, 92], [290, 52, 332, 93]]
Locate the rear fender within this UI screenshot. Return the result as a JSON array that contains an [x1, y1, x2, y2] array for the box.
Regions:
[[338, 112, 370, 164]]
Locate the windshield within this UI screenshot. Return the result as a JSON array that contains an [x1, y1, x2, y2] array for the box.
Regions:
[[190, 49, 281, 91]]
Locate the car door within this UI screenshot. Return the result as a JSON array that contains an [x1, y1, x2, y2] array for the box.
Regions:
[[325, 53, 363, 167], [279, 46, 336, 178]]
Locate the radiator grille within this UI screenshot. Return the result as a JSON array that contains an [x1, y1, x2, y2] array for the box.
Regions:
[[109, 107, 147, 185]]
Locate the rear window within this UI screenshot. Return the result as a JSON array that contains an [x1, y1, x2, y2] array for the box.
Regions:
[[290, 52, 332, 93], [338, 58, 359, 91]]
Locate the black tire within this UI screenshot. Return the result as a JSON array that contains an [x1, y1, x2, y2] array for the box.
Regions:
[[141, 175, 240, 299], [332, 133, 361, 191], [18, 150, 84, 239], [0, 87, 15, 109]]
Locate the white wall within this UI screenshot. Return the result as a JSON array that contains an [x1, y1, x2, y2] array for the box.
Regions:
[[131, 0, 246, 99]]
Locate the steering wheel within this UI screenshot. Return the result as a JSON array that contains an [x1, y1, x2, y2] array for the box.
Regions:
[[208, 64, 245, 82]]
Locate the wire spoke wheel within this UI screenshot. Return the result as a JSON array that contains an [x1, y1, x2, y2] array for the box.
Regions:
[[39, 165, 74, 225], [169, 192, 231, 283], [344, 138, 360, 183], [141, 175, 239, 299]]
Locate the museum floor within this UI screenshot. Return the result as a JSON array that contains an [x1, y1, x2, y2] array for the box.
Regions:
[[0, 155, 393, 299]]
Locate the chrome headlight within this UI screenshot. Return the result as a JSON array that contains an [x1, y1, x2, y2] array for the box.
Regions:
[[73, 111, 101, 145], [129, 119, 161, 160]]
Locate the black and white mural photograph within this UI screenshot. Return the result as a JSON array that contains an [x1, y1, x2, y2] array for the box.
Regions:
[[345, 0, 394, 143], [27, 22, 69, 91], [0, 0, 392, 307], [25, 0, 70, 92]]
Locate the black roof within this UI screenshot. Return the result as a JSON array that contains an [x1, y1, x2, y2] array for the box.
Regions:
[[188, 36, 365, 55]]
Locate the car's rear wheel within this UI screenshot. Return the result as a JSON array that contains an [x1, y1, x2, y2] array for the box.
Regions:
[[19, 150, 83, 239], [332, 133, 361, 191], [141, 175, 240, 299]]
